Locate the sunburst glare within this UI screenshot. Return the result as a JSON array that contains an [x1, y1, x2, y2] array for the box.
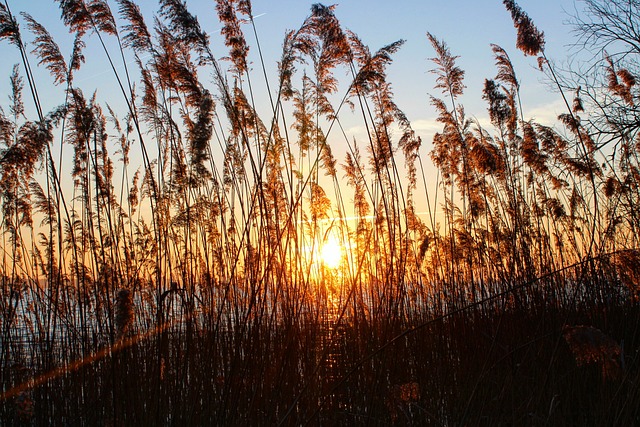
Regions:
[[320, 235, 343, 269]]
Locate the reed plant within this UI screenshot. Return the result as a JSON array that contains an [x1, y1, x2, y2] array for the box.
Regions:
[[0, 0, 638, 425]]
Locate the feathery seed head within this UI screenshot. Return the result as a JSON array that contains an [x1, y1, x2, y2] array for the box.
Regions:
[[503, 0, 545, 56]]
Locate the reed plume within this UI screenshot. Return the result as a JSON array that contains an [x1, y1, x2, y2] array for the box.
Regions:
[[116, 0, 152, 54], [22, 14, 69, 86], [605, 54, 636, 105], [216, 0, 249, 74], [563, 325, 623, 381], [427, 32, 464, 97], [86, 0, 117, 36], [159, 0, 210, 61], [503, 0, 545, 56], [0, 4, 21, 47], [56, 0, 92, 36]]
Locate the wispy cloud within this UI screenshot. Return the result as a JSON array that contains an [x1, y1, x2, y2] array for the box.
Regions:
[[411, 118, 442, 134], [524, 99, 566, 126]]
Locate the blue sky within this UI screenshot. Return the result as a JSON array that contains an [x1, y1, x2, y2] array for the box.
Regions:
[[1, 0, 579, 119], [237, 0, 578, 120]]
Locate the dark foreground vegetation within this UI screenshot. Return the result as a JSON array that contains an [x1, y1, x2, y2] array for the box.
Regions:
[[0, 0, 639, 425]]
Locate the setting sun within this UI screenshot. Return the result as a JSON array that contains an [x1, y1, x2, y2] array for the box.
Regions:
[[320, 236, 343, 269]]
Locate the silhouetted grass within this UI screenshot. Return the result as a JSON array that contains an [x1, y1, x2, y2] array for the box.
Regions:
[[0, 0, 639, 425]]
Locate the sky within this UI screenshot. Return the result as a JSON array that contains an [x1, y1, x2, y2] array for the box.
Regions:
[[0, 0, 587, 212], [1, 0, 582, 119]]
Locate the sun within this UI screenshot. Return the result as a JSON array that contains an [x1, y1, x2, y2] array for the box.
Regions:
[[320, 235, 343, 269]]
